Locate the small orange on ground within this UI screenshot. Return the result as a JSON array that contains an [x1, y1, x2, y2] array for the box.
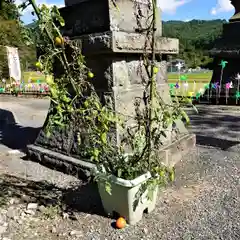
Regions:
[[55, 36, 64, 46], [116, 217, 126, 229]]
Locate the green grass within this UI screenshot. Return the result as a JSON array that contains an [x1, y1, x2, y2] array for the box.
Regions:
[[167, 71, 212, 82], [167, 71, 212, 96], [5, 71, 210, 97], [22, 71, 46, 83]]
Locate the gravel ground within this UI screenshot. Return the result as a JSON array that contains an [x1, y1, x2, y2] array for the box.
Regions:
[[0, 97, 240, 239]]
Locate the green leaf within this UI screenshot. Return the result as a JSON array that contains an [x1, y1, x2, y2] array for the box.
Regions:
[[181, 110, 190, 125], [105, 182, 112, 195], [100, 132, 107, 144], [169, 170, 175, 182], [117, 169, 122, 178]]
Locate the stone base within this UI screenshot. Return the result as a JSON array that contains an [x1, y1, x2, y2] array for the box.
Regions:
[[27, 133, 196, 180]]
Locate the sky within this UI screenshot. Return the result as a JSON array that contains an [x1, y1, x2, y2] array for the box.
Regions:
[[17, 0, 235, 24]]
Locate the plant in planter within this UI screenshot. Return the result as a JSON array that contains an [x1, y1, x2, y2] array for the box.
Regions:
[[77, 1, 192, 225], [20, 0, 195, 225]]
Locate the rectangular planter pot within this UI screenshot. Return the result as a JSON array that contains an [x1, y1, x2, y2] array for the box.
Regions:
[[97, 172, 158, 225]]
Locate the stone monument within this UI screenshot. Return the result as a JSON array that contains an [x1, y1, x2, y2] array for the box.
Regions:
[[209, 0, 240, 102], [27, 0, 195, 178]]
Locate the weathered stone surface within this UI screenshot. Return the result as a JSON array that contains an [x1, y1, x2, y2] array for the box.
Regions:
[[72, 31, 178, 55], [60, 0, 162, 36]]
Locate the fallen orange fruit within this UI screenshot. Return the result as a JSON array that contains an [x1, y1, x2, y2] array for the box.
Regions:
[[116, 217, 126, 229]]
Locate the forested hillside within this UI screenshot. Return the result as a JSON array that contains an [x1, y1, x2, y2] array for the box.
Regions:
[[163, 19, 226, 68], [0, 0, 36, 78]]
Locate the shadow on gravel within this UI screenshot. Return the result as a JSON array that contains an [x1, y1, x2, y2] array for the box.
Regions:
[[0, 174, 105, 218], [0, 108, 41, 152], [189, 107, 240, 150]]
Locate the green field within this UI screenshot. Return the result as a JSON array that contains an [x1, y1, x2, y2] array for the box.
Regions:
[[167, 72, 212, 96], [167, 71, 212, 82], [23, 71, 46, 83], [11, 71, 212, 97]]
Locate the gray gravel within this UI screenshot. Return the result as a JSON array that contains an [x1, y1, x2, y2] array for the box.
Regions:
[[0, 97, 240, 239]]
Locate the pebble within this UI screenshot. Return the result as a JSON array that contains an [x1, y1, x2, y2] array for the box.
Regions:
[[70, 230, 83, 236], [6, 208, 19, 219], [51, 227, 57, 233], [27, 203, 38, 210], [38, 205, 46, 213], [143, 228, 148, 234], [0, 225, 7, 234], [24, 209, 35, 215], [9, 199, 15, 205]]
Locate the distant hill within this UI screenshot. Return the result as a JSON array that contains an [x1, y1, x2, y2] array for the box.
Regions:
[[162, 19, 226, 68]]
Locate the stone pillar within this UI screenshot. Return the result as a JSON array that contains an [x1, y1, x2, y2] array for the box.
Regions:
[[27, 0, 195, 178], [209, 0, 240, 103]]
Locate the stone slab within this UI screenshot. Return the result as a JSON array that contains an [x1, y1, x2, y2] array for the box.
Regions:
[[60, 0, 162, 37], [27, 133, 196, 179], [73, 31, 178, 55]]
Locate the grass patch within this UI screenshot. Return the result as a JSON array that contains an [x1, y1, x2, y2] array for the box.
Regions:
[[22, 71, 45, 83], [167, 71, 212, 82]]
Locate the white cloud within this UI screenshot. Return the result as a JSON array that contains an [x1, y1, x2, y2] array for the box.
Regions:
[[157, 0, 191, 14], [211, 0, 234, 15]]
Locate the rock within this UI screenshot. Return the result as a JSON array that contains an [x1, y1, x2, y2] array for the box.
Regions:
[[2, 237, 11, 240], [13, 216, 19, 221], [27, 203, 38, 210], [24, 209, 35, 215], [0, 225, 7, 234], [6, 208, 19, 219], [51, 227, 57, 233], [21, 212, 26, 217], [38, 205, 46, 213], [17, 219, 23, 224], [62, 212, 69, 219], [0, 214, 6, 224], [143, 228, 148, 234], [2, 223, 8, 227], [9, 198, 15, 205], [70, 230, 83, 236]]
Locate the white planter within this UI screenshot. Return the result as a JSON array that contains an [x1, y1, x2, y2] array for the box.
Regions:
[[97, 172, 158, 225]]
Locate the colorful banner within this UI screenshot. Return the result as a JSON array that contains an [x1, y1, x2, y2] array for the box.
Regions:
[[6, 46, 21, 82]]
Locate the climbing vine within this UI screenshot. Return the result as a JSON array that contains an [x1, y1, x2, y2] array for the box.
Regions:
[[20, 0, 194, 197]]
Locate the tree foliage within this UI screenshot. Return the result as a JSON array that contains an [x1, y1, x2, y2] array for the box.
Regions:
[[0, 0, 36, 78], [163, 19, 225, 69]]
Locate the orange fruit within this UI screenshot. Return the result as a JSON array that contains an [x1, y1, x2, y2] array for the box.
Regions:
[[116, 217, 126, 229], [55, 36, 64, 46], [88, 72, 94, 78]]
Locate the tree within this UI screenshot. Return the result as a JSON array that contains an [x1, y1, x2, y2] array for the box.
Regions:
[[0, 0, 36, 78], [163, 19, 225, 69]]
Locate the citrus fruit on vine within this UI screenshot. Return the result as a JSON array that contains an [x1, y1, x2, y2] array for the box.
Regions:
[[116, 217, 126, 229], [35, 62, 42, 69], [88, 72, 94, 78], [55, 36, 64, 46], [153, 66, 158, 74]]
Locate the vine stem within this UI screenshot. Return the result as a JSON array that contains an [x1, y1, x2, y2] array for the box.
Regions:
[[28, 0, 79, 95], [148, 0, 157, 165]]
